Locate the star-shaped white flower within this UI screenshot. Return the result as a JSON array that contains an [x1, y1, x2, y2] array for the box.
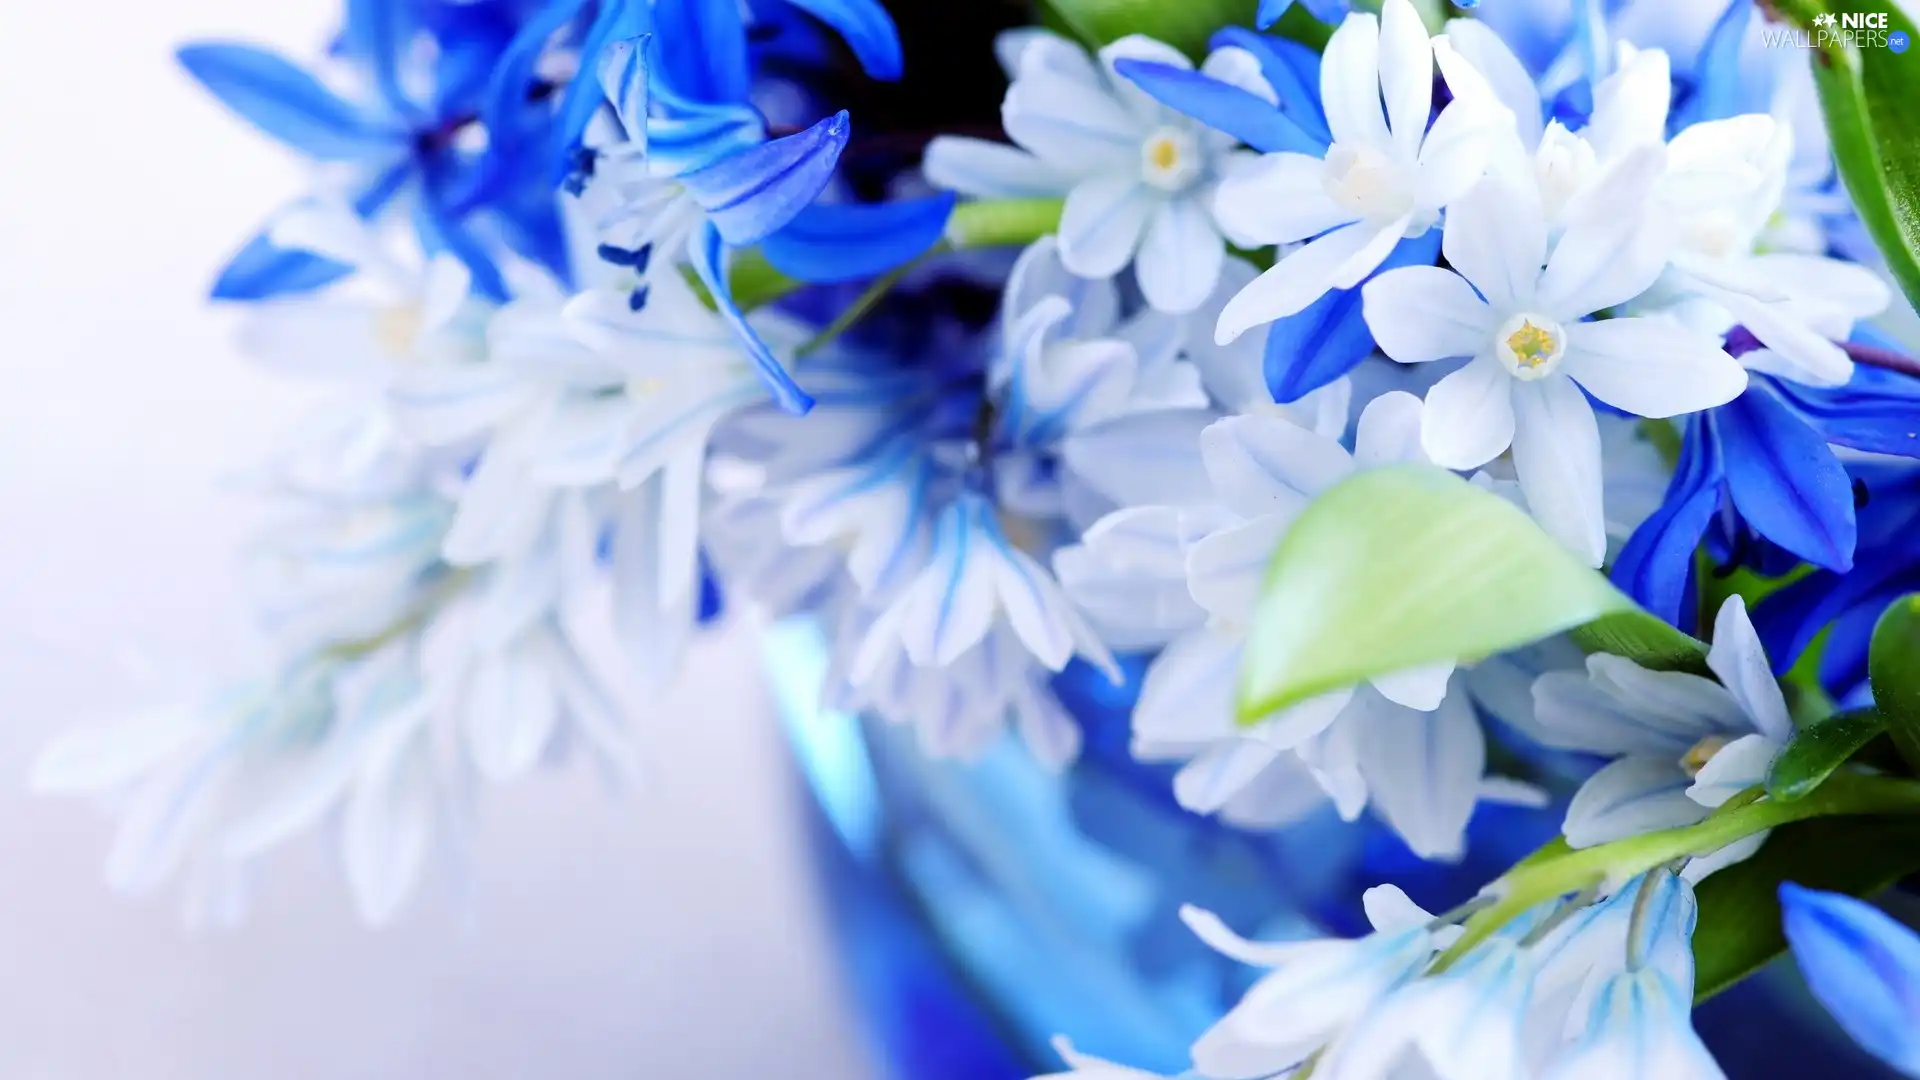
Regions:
[[1210, 0, 1506, 343], [1361, 166, 1748, 566]]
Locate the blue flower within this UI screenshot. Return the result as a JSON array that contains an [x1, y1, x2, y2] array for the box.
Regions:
[[180, 1, 569, 302], [1614, 339, 1920, 632], [1781, 884, 1920, 1079]]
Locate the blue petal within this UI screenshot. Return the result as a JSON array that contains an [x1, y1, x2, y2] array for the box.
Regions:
[[1816, 592, 1885, 700], [1112, 59, 1323, 155], [680, 111, 851, 246], [342, 0, 425, 122], [1571, 0, 1611, 88], [1717, 381, 1856, 572], [470, 0, 592, 199], [1209, 28, 1331, 146], [649, 98, 772, 175], [1770, 365, 1920, 460], [1752, 544, 1920, 676], [781, 0, 903, 80], [760, 193, 955, 283], [176, 43, 404, 160], [209, 161, 410, 301], [689, 222, 814, 414], [652, 0, 751, 106], [413, 189, 509, 303], [1255, 0, 1295, 27], [1265, 230, 1440, 402], [1613, 418, 1723, 631], [1674, 0, 1752, 127], [556, 2, 654, 174], [1255, 0, 1345, 29], [1782, 884, 1920, 1078], [210, 230, 355, 301]]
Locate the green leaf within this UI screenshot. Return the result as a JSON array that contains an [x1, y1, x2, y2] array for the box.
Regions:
[[1765, 709, 1887, 801], [1691, 815, 1920, 1001], [1869, 593, 1920, 772], [1237, 466, 1650, 720], [1768, 0, 1920, 310], [1567, 610, 1711, 676], [1038, 0, 1260, 57]]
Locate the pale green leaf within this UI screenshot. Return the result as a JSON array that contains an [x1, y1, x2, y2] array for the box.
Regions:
[[1237, 465, 1647, 720]]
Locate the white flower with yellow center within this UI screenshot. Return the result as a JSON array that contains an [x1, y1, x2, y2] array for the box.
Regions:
[[1530, 596, 1795, 882], [1208, 0, 1507, 343], [925, 31, 1273, 313], [1361, 165, 1748, 567]]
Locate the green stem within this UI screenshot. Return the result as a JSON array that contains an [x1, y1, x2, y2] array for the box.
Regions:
[[1432, 774, 1920, 969]]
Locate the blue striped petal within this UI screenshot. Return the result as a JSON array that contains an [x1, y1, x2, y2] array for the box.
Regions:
[[649, 100, 768, 175], [688, 222, 814, 414], [176, 44, 404, 160], [782, 0, 903, 80], [652, 0, 751, 106], [1613, 419, 1722, 631], [559, 2, 653, 170], [680, 111, 851, 246], [1782, 884, 1920, 1078], [1717, 381, 1856, 572], [760, 193, 955, 283], [1264, 231, 1438, 402], [1113, 59, 1323, 155]]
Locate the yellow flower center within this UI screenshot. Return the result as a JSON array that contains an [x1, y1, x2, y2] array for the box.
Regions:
[[1493, 313, 1568, 380], [1140, 127, 1202, 191], [1681, 735, 1731, 777], [374, 304, 424, 359]]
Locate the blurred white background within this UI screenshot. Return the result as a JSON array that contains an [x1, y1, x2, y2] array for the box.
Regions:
[[0, 3, 876, 1077]]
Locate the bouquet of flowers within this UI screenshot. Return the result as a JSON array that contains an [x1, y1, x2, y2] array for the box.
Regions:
[[33, 0, 1920, 1076]]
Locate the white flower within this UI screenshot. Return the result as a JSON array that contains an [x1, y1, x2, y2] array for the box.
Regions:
[[239, 196, 485, 382], [1182, 886, 1453, 1079], [1532, 596, 1793, 871], [1361, 168, 1748, 567], [1058, 392, 1509, 858], [927, 33, 1274, 313], [1155, 870, 1722, 1080], [1211, 0, 1505, 342], [1645, 110, 1889, 387]]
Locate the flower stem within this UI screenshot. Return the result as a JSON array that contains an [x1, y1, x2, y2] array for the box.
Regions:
[[1431, 773, 1920, 969]]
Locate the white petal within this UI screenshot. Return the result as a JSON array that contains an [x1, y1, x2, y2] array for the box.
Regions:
[[1582, 47, 1672, 161], [1378, 0, 1435, 158], [1564, 756, 1705, 849], [1329, 212, 1414, 290], [442, 442, 551, 566], [1437, 21, 1542, 149], [1134, 628, 1241, 747], [236, 301, 387, 377], [1216, 221, 1385, 342], [1201, 411, 1356, 516], [1320, 11, 1390, 151], [1560, 318, 1747, 419], [1415, 98, 1506, 210], [1441, 178, 1544, 310], [1214, 152, 1358, 247], [1003, 60, 1141, 172], [1532, 661, 1738, 756], [1180, 904, 1330, 967], [418, 255, 472, 335], [342, 727, 436, 925], [1063, 409, 1215, 507], [30, 706, 207, 794], [1175, 739, 1285, 814], [896, 506, 1001, 667], [1537, 146, 1669, 316], [1420, 356, 1515, 469], [1099, 34, 1194, 126], [1510, 376, 1605, 567], [1058, 174, 1157, 278], [464, 636, 561, 780], [1351, 390, 1429, 468], [1356, 684, 1485, 860], [1370, 661, 1456, 711], [1705, 595, 1793, 743], [923, 135, 1076, 198], [1186, 514, 1291, 624], [1363, 884, 1442, 934], [990, 543, 1078, 671], [1686, 733, 1777, 809], [1362, 266, 1496, 363], [1136, 196, 1225, 314]]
